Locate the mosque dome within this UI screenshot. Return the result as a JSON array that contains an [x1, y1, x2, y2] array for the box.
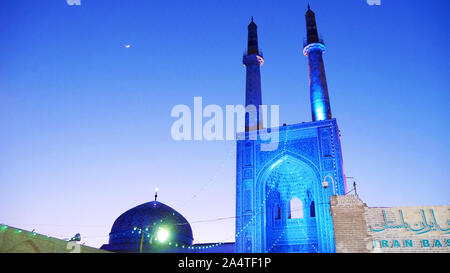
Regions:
[[101, 200, 193, 253]]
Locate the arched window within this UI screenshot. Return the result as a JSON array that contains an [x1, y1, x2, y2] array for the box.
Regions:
[[289, 197, 303, 219], [310, 201, 316, 217], [274, 204, 281, 220]]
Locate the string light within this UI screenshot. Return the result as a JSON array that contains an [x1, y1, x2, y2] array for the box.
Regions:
[[0, 143, 242, 251], [261, 125, 319, 253], [117, 142, 241, 252], [0, 123, 340, 253]]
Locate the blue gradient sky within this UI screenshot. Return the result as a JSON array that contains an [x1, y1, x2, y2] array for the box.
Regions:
[[1, 0, 449, 248]]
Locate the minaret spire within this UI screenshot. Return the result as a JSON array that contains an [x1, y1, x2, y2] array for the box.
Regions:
[[243, 17, 264, 131], [303, 6, 332, 121], [247, 17, 259, 56]]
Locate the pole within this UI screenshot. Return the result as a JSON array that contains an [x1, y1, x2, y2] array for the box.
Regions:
[[139, 232, 145, 253]]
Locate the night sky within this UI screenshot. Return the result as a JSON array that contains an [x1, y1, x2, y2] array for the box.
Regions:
[[1, 0, 449, 248]]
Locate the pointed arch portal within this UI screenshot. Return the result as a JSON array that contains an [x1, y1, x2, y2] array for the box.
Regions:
[[258, 155, 319, 253]]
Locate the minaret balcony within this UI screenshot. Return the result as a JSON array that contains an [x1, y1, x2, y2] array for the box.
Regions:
[[243, 53, 264, 67], [243, 49, 264, 58], [302, 42, 326, 56]]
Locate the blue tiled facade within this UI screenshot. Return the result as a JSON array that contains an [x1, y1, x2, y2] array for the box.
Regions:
[[235, 121, 346, 253], [236, 7, 346, 253]]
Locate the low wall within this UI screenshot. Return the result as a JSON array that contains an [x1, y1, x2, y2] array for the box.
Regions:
[[330, 195, 450, 253], [0, 224, 108, 253]]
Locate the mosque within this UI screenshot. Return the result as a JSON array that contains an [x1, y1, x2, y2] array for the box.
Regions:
[[97, 6, 449, 254], [101, 5, 346, 253], [1, 6, 448, 254]]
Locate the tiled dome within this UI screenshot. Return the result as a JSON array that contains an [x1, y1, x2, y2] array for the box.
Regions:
[[103, 201, 193, 252]]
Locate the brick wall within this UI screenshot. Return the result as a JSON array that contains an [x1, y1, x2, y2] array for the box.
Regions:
[[331, 195, 450, 253], [330, 195, 371, 252]]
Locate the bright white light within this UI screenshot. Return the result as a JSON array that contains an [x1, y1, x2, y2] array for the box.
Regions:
[[125, 44, 131, 48], [156, 228, 169, 243], [155, 187, 159, 192], [66, 0, 81, 6]]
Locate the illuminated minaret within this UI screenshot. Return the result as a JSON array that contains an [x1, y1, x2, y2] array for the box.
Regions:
[[236, 10, 346, 253], [303, 5, 332, 121], [243, 17, 264, 131]]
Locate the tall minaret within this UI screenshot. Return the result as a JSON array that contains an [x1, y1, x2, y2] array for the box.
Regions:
[[303, 5, 332, 121], [243, 17, 264, 131]]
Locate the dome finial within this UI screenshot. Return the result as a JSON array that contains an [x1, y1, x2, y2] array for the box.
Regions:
[[154, 187, 159, 201]]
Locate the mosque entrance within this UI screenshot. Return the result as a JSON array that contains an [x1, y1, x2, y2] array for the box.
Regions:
[[261, 156, 319, 253]]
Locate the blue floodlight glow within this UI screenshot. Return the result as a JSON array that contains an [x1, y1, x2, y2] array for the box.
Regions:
[[236, 121, 346, 253], [303, 42, 332, 121], [303, 42, 326, 56]]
